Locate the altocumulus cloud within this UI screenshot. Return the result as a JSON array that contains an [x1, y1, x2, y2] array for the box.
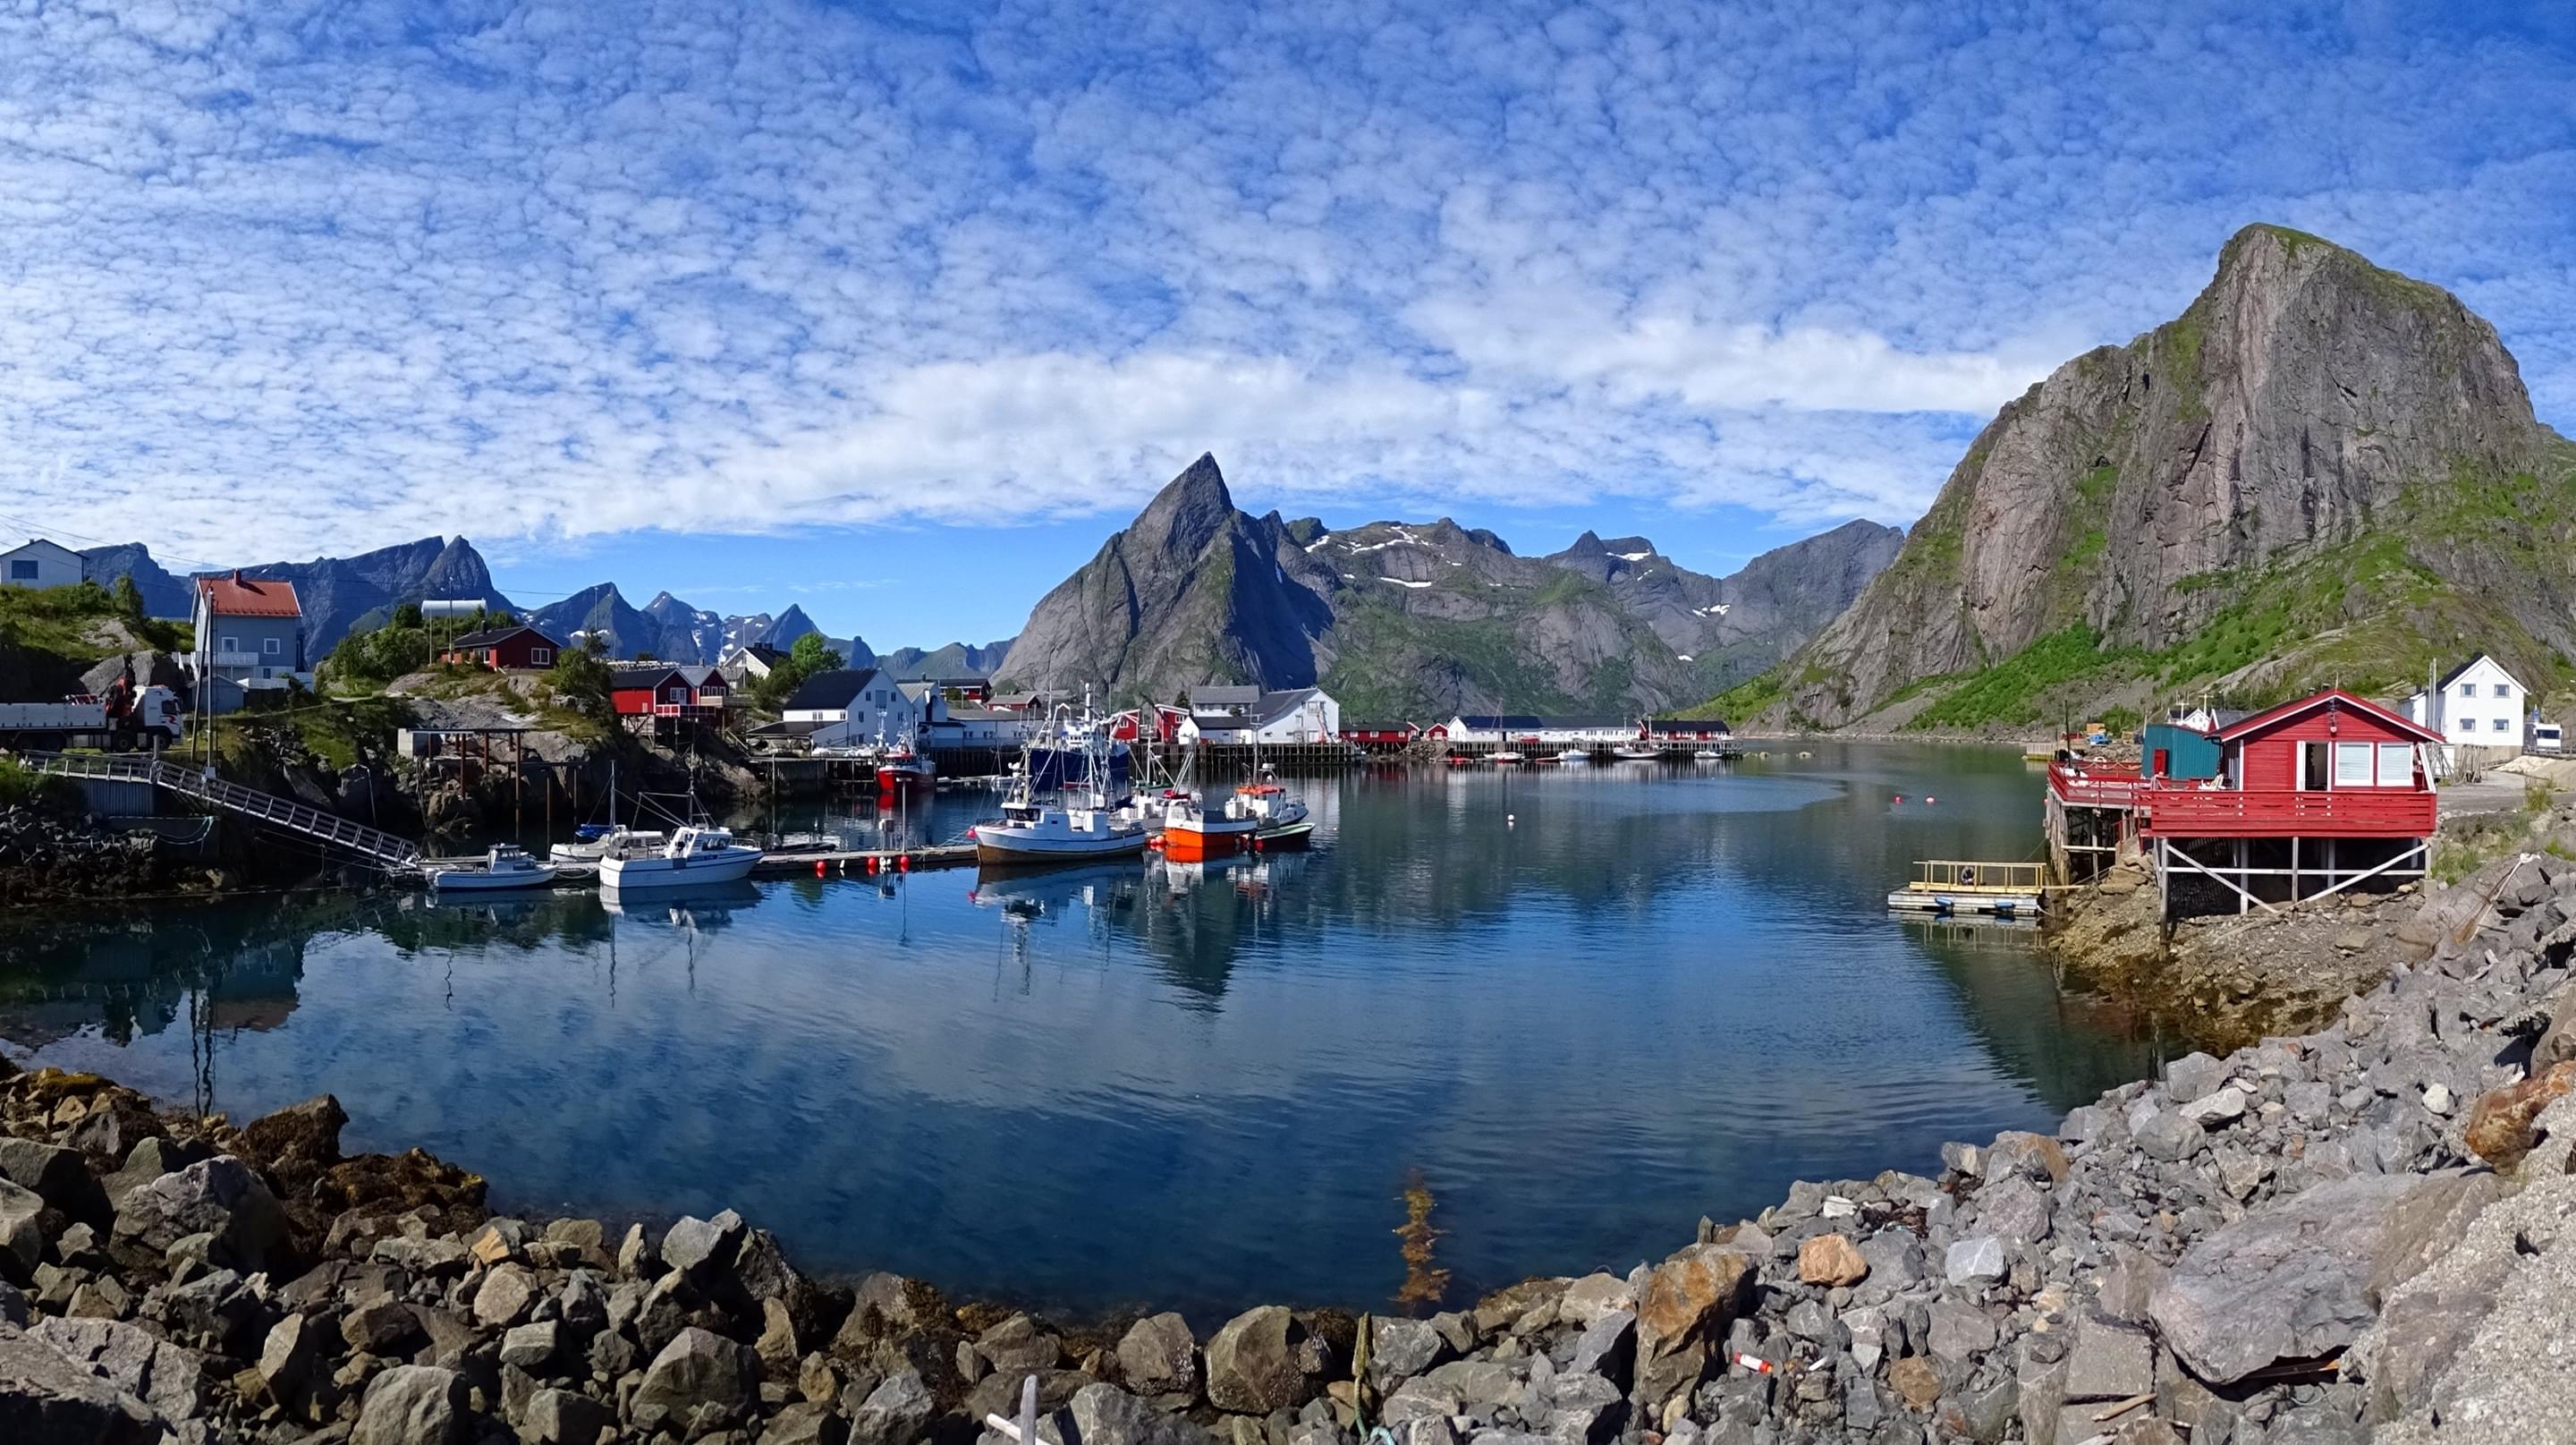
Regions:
[[0, 0, 2570, 559]]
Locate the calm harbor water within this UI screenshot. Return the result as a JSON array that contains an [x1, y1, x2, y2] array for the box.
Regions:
[[0, 742, 2158, 1319]]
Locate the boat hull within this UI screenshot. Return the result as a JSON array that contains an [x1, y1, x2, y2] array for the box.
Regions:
[[973, 828, 1148, 865], [600, 850, 762, 889], [430, 868, 557, 892], [1160, 821, 1258, 862]]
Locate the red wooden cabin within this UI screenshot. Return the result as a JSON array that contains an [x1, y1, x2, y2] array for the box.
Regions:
[[2137, 689, 2439, 918], [441, 625, 564, 671], [610, 666, 725, 720]]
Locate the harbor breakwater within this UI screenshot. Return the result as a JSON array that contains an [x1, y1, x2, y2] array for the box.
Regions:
[[4, 854, 2576, 1443]]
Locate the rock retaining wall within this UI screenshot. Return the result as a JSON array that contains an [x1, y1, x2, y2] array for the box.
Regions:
[[7, 852, 2576, 1442]]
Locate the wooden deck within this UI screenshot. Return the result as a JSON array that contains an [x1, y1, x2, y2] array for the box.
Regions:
[[1886, 859, 2047, 918], [414, 844, 980, 887]]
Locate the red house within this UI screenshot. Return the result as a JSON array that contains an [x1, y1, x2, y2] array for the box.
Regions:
[[610, 665, 727, 722], [1341, 722, 1418, 749], [442, 625, 564, 671], [1108, 703, 1185, 744], [2135, 689, 2440, 918]]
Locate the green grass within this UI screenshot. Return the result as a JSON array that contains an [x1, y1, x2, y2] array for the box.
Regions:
[[0, 756, 74, 814], [1699, 668, 1784, 721], [0, 582, 188, 659], [1911, 625, 2141, 729]]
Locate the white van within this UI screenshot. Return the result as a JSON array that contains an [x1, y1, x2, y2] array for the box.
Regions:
[[2535, 721, 2563, 753]]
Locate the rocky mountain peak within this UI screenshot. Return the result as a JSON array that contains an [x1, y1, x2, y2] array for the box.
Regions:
[[1778, 225, 2563, 727]]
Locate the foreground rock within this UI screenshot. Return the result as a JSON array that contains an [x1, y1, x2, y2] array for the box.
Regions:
[[10, 849, 2576, 1443]]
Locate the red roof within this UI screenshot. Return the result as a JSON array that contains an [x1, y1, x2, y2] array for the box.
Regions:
[[2212, 688, 2441, 745], [196, 573, 301, 618]]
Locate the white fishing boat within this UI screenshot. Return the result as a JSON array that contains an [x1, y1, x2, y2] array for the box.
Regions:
[[1489, 749, 1526, 764], [973, 712, 1148, 865], [598, 825, 763, 889], [428, 845, 557, 893], [1612, 744, 1661, 761], [972, 796, 1148, 863], [1232, 776, 1312, 847], [1555, 749, 1589, 764]]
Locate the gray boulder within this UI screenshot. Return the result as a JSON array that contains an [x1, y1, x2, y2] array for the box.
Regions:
[[631, 1325, 760, 1435], [2165, 1052, 2229, 1102], [1368, 1316, 1452, 1390], [1069, 1381, 1208, 1445], [0, 1181, 42, 1283], [660, 1210, 746, 1278], [472, 1262, 541, 1329], [1116, 1311, 1199, 1399], [1945, 1236, 2005, 1285], [0, 1326, 170, 1443], [1567, 1309, 1633, 1389], [29, 1315, 208, 1422], [1205, 1305, 1313, 1414], [524, 1386, 612, 1445], [851, 1369, 937, 1445], [1976, 1176, 2054, 1244], [765, 1400, 853, 1445], [110, 1156, 285, 1268], [0, 1138, 103, 1220], [353, 1364, 469, 1445], [2149, 1171, 2496, 1385]]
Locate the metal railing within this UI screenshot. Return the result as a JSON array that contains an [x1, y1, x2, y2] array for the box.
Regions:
[[2046, 762, 2146, 806], [1905, 859, 2048, 892], [34, 753, 420, 867]]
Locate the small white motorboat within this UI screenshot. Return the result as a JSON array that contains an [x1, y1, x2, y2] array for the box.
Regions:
[[1555, 749, 1589, 764], [1612, 744, 1661, 761], [428, 845, 557, 893], [972, 797, 1148, 863], [1489, 750, 1526, 764], [599, 825, 763, 890]]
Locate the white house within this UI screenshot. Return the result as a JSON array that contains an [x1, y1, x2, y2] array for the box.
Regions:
[[2405, 655, 2529, 752], [1177, 685, 1342, 744], [1, 539, 81, 591], [782, 667, 924, 750]]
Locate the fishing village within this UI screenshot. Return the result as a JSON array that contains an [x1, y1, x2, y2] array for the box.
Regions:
[[8, 6, 2576, 1445]]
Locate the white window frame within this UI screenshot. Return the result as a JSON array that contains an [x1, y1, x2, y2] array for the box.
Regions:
[[2333, 741, 2374, 788], [2376, 743, 2412, 786], [218, 634, 239, 654], [2496, 684, 2512, 698], [2462, 718, 2479, 732], [2459, 683, 2477, 698], [262, 636, 282, 656], [530, 648, 552, 667], [2496, 718, 2512, 735]]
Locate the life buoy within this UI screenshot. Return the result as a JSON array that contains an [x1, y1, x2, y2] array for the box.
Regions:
[[1958, 865, 1978, 886]]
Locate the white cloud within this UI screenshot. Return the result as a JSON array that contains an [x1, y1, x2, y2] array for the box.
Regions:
[[0, 0, 2566, 565]]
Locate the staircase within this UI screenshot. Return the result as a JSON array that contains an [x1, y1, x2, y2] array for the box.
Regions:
[[34, 753, 422, 869]]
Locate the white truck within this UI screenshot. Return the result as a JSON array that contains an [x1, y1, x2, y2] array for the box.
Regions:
[[0, 684, 187, 752]]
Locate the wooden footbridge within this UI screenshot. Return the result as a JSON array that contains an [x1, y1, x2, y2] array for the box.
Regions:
[[31, 752, 422, 870]]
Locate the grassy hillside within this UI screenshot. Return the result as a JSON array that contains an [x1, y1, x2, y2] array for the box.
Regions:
[[0, 582, 191, 700], [1710, 438, 2576, 731]]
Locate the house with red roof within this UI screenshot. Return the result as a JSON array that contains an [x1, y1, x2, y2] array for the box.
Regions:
[[191, 571, 309, 713]]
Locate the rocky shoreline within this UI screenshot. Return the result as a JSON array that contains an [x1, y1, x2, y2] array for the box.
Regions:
[[7, 854, 2576, 1444]]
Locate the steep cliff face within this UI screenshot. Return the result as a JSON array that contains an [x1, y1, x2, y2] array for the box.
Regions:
[[1785, 225, 2569, 727], [998, 455, 1335, 704]]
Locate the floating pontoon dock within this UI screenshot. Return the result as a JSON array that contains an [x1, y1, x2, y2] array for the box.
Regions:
[[1885, 860, 2046, 919], [411, 844, 981, 888]]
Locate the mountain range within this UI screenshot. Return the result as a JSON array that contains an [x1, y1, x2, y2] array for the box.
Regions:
[[1749, 223, 2576, 731], [992, 454, 1901, 717]]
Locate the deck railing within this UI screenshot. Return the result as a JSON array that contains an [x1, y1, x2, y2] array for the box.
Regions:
[[2046, 762, 2146, 807], [1907, 859, 2047, 892], [2138, 786, 2436, 838], [34, 752, 421, 866]]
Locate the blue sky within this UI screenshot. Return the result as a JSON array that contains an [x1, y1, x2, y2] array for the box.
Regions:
[[2, 2, 2572, 648]]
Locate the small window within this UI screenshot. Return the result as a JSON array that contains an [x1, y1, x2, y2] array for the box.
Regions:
[[2462, 718, 2478, 732], [2459, 683, 2476, 697], [7, 560, 36, 580], [2377, 744, 2412, 786], [2496, 718, 2512, 734], [530, 649, 551, 667], [2334, 742, 2373, 787], [219, 634, 238, 653], [2493, 683, 2509, 697], [262, 636, 281, 655]]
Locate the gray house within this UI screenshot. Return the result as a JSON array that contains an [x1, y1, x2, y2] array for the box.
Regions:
[[192, 572, 309, 713]]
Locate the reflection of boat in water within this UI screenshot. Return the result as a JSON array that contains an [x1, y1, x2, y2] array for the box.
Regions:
[[600, 826, 762, 890], [597, 878, 761, 925], [428, 846, 557, 893], [968, 863, 1140, 921]]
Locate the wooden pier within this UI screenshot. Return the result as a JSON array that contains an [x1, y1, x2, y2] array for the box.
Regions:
[[1885, 860, 2047, 919], [415, 843, 980, 888]]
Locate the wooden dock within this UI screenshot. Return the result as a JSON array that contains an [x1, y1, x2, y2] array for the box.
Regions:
[[1886, 859, 2047, 919], [414, 844, 980, 888]]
